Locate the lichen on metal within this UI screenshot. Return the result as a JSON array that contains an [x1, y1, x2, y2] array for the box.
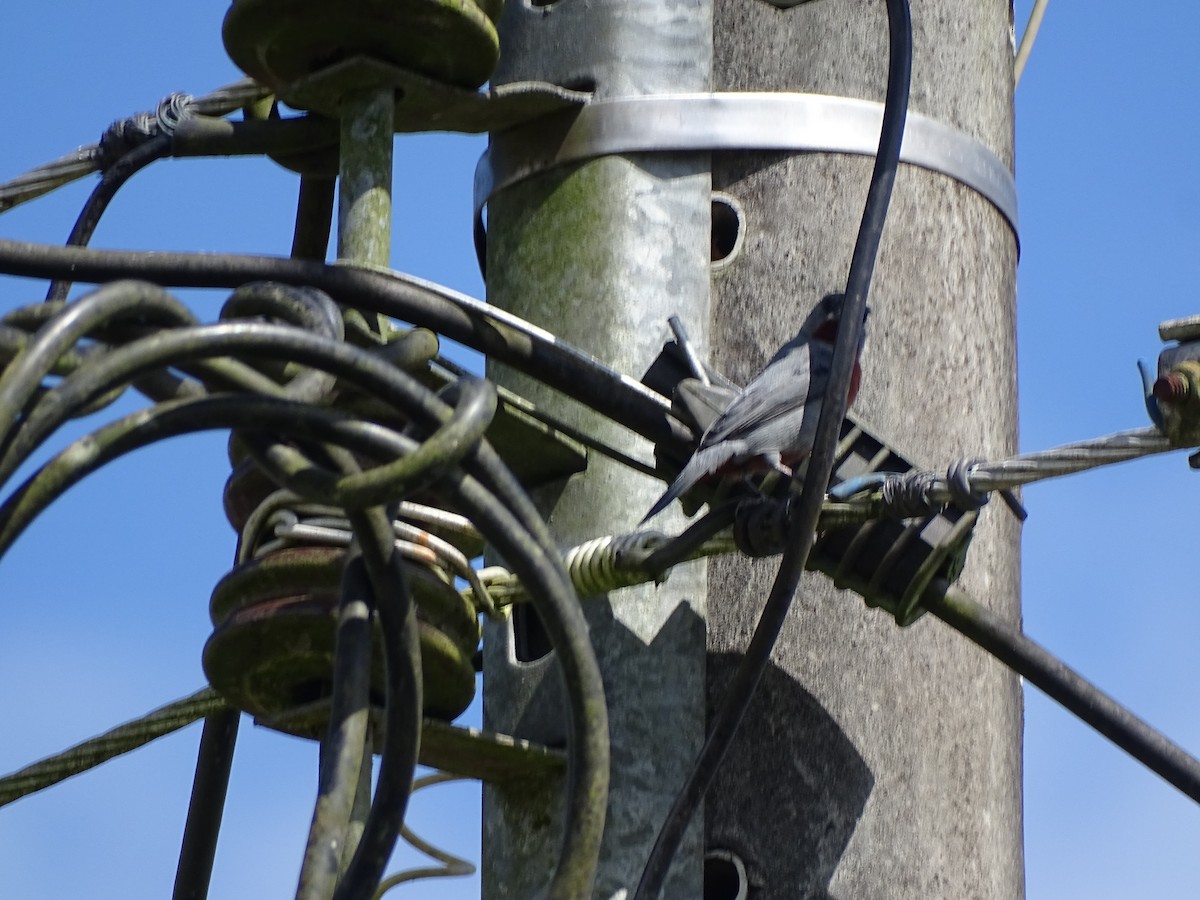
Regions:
[[222, 0, 502, 92], [338, 87, 394, 271], [281, 56, 590, 132], [203, 546, 479, 736], [1152, 315, 1200, 448]]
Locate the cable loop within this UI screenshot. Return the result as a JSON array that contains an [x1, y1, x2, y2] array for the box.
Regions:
[[945, 456, 989, 510], [879, 470, 942, 518], [0, 281, 607, 897], [220, 281, 344, 403], [565, 532, 666, 598]]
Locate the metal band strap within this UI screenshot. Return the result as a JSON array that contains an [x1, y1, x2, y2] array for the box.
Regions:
[[474, 91, 1018, 245]]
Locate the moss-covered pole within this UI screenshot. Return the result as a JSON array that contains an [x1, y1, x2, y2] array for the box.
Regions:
[[297, 84, 394, 897], [706, 2, 1023, 897], [481, 1, 713, 896], [337, 89, 393, 269]]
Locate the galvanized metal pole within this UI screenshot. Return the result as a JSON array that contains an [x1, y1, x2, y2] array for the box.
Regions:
[[337, 89, 393, 269], [481, 1, 713, 897], [707, 2, 1023, 897], [331, 84, 394, 879], [294, 85, 394, 900]]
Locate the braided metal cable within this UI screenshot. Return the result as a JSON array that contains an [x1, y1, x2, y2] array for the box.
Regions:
[[967, 427, 1175, 490], [867, 427, 1178, 520], [0, 79, 270, 213], [0, 689, 227, 808]]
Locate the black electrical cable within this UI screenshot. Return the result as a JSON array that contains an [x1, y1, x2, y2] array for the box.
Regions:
[[239, 378, 497, 511], [220, 281, 343, 343], [443, 466, 609, 897], [0, 321, 495, 537], [0, 239, 695, 450], [633, 1, 912, 895], [0, 391, 609, 895], [39, 114, 337, 301], [29, 115, 339, 301], [219, 281, 345, 404], [170, 708, 239, 900], [45, 135, 171, 302], [0, 317, 494, 507], [168, 116, 338, 163], [0, 300, 297, 490], [296, 546, 376, 900], [0, 301, 610, 894], [0, 293, 209, 410], [334, 505, 423, 900], [291, 176, 337, 262], [640, 501, 737, 574], [0, 281, 197, 469], [925, 579, 1200, 804]]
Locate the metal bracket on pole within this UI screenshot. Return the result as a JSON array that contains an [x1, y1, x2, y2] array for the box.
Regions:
[[474, 91, 1019, 251]]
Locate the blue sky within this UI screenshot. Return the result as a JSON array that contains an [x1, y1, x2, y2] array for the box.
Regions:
[[0, 2, 1197, 898]]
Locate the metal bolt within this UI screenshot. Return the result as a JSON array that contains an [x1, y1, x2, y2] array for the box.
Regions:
[[1153, 372, 1190, 403]]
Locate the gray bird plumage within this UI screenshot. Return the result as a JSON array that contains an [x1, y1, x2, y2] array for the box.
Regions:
[[642, 294, 857, 523]]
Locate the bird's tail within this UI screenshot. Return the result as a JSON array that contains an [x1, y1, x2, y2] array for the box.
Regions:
[[640, 443, 742, 524]]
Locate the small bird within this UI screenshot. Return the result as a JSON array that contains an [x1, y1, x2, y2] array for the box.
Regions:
[[642, 293, 866, 523]]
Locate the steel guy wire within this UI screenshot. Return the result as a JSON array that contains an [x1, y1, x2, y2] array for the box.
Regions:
[[0, 79, 271, 214], [1014, 0, 1051, 86], [0, 688, 227, 808]]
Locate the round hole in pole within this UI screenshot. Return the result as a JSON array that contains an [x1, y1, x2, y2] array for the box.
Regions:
[[711, 192, 744, 267], [704, 849, 748, 900]]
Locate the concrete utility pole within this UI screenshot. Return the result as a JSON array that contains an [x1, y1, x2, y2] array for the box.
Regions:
[[707, 1, 1023, 897], [484, 0, 1022, 897]]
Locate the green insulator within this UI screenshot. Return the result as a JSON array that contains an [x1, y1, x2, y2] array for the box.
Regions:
[[223, 0, 502, 91], [204, 546, 479, 740]]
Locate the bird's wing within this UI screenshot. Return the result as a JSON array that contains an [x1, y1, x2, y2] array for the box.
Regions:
[[702, 341, 828, 448]]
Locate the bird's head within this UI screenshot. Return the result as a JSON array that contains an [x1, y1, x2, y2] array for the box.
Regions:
[[802, 293, 870, 347]]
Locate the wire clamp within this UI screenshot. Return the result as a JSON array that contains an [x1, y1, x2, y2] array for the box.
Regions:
[[98, 92, 196, 167], [1146, 315, 1200, 464], [474, 91, 1018, 256]]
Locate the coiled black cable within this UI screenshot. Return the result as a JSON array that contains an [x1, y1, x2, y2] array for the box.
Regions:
[[0, 282, 610, 897]]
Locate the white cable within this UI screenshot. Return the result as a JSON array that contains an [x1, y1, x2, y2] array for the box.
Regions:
[[1014, 0, 1050, 87]]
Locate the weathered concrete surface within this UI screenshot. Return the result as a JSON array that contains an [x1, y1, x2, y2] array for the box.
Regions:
[[706, 1, 1024, 897]]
